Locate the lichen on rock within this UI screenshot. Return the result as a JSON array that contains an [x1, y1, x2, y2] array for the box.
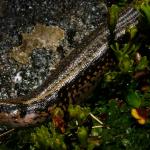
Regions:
[[10, 24, 65, 64]]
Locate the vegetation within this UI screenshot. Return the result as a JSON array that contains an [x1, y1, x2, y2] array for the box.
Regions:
[[0, 0, 150, 149]]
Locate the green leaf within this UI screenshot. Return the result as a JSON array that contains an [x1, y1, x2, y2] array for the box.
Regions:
[[109, 5, 120, 32], [127, 91, 142, 108], [119, 54, 134, 72], [127, 44, 141, 56], [104, 71, 118, 82], [140, 2, 150, 25], [127, 26, 138, 40], [77, 127, 88, 146], [136, 56, 149, 70]]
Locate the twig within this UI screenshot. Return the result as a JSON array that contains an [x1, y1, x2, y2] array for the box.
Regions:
[[92, 125, 104, 128], [0, 128, 15, 138], [89, 113, 103, 125], [92, 125, 111, 129]]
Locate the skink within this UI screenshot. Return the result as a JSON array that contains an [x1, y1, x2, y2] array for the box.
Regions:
[[0, 7, 139, 127]]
